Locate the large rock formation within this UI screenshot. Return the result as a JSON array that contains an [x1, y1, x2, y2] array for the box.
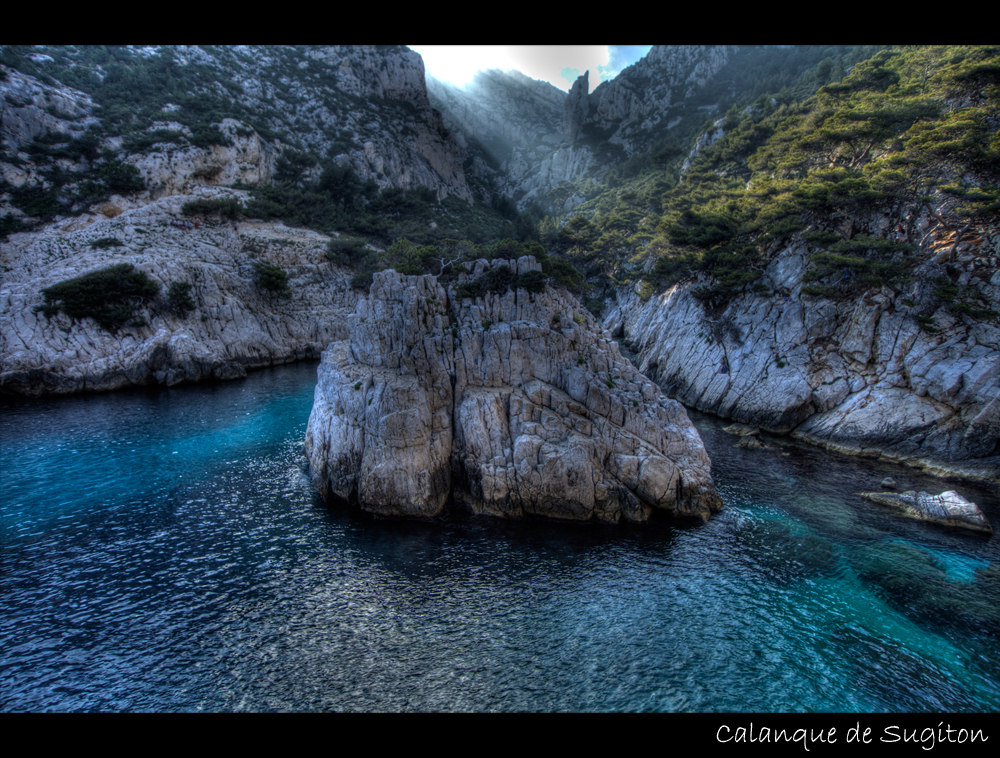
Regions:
[[587, 45, 734, 155], [561, 70, 590, 142], [1, 191, 361, 395], [304, 259, 721, 523]]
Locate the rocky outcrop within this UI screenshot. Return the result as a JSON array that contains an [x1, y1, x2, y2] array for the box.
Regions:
[[588, 45, 734, 156], [603, 238, 1000, 483], [131, 119, 278, 197], [0, 67, 97, 156], [0, 191, 361, 395], [304, 259, 721, 523], [562, 71, 590, 143], [859, 490, 992, 534], [221, 45, 472, 202], [591, 45, 733, 125], [681, 118, 725, 173]]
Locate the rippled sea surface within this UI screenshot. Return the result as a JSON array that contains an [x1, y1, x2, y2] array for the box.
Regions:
[[2, 361, 998, 712]]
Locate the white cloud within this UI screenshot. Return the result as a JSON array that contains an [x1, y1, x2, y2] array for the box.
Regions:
[[410, 45, 618, 92]]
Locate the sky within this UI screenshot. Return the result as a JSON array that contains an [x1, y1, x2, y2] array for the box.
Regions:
[[408, 45, 653, 93]]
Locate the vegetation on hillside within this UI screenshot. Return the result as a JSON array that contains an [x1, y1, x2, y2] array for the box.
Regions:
[[331, 236, 583, 294], [37, 264, 160, 330], [5, 45, 996, 328], [549, 46, 999, 319]]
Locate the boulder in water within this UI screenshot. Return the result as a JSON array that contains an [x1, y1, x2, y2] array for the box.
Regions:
[[858, 490, 992, 534]]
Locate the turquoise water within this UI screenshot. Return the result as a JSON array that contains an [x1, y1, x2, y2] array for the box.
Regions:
[[2, 362, 998, 712]]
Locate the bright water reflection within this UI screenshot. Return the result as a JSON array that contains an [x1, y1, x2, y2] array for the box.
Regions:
[[1, 362, 998, 711]]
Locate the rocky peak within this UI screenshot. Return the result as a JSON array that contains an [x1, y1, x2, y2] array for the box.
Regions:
[[562, 70, 590, 143], [304, 260, 722, 523], [309, 45, 429, 104], [587, 45, 734, 155]]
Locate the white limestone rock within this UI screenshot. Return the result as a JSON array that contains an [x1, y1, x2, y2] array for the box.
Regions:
[[859, 490, 992, 534], [305, 261, 722, 524], [603, 242, 1000, 482], [0, 192, 361, 396]]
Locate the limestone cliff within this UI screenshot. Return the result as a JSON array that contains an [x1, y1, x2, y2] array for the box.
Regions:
[[304, 259, 721, 523], [426, 46, 736, 212], [588, 45, 734, 156], [1, 45, 471, 222], [1, 191, 361, 395], [603, 238, 1000, 482]]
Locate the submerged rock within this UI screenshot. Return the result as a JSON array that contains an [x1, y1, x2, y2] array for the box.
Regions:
[[304, 260, 722, 524], [723, 423, 760, 437], [736, 435, 765, 450], [858, 490, 992, 534]]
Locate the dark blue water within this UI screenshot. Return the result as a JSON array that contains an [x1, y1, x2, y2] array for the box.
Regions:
[[2, 362, 998, 712]]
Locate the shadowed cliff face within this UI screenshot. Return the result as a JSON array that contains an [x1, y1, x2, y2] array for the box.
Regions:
[[304, 259, 722, 523]]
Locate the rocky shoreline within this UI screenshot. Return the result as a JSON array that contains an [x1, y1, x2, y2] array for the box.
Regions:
[[4, 207, 996, 491], [1, 192, 360, 397], [602, 238, 1000, 486]]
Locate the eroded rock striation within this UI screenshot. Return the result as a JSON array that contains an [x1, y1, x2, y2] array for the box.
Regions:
[[304, 258, 721, 523], [603, 237, 1000, 483]]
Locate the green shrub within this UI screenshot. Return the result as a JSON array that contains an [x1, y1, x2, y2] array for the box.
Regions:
[[10, 184, 64, 219], [1, 213, 24, 241], [90, 236, 124, 250], [452, 266, 517, 299], [517, 269, 547, 293], [123, 129, 186, 152], [167, 281, 196, 312], [252, 261, 290, 297], [350, 270, 375, 291], [188, 124, 232, 149], [181, 197, 244, 219], [38, 263, 160, 329], [325, 236, 368, 266], [97, 160, 145, 194], [452, 265, 551, 300]]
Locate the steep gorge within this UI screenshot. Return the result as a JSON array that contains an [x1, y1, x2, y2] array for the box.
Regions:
[[2, 45, 996, 485]]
